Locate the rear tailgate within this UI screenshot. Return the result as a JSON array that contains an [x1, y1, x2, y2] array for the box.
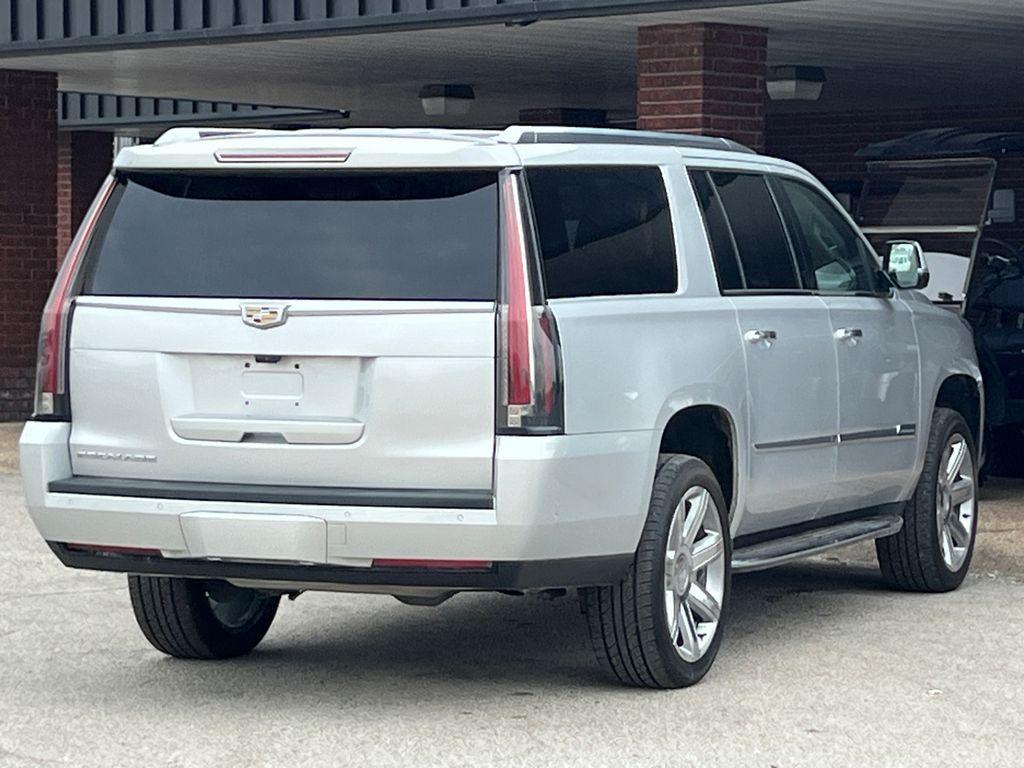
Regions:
[[66, 169, 499, 493]]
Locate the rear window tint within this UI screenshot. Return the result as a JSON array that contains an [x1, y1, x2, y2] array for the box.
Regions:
[[690, 171, 744, 291], [525, 167, 677, 298], [82, 171, 498, 300], [709, 171, 800, 291]]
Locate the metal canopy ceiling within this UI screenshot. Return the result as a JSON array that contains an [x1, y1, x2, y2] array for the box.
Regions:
[[0, 0, 786, 55], [3, 0, 1023, 128]]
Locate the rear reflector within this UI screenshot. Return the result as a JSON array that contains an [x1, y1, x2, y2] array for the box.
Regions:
[[66, 543, 163, 557], [214, 149, 352, 163], [372, 558, 493, 570]]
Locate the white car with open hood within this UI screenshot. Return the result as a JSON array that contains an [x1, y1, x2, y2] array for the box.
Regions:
[[21, 126, 982, 688]]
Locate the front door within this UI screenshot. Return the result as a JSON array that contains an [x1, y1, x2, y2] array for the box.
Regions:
[[771, 175, 920, 511]]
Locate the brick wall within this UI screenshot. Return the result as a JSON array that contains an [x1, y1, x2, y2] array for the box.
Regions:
[[57, 131, 112, 263], [637, 23, 767, 151], [0, 70, 57, 421], [766, 104, 1024, 245]]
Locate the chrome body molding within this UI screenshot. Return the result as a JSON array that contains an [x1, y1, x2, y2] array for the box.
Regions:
[[755, 424, 917, 451]]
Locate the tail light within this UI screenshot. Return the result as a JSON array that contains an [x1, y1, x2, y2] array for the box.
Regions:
[[34, 176, 116, 419], [497, 171, 564, 435]]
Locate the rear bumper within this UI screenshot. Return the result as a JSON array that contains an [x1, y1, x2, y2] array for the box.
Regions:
[[21, 420, 655, 590], [48, 542, 632, 591]]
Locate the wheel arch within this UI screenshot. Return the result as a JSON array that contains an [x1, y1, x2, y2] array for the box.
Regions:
[[657, 404, 738, 518], [932, 373, 983, 449]]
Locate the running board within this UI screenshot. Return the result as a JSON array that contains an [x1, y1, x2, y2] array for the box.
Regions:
[[732, 514, 903, 574]]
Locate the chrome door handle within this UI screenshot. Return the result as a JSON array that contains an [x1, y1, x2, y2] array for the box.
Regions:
[[744, 329, 777, 346], [834, 327, 864, 343]]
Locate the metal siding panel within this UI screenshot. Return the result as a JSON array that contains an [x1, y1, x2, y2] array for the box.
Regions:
[[363, 0, 393, 16], [150, 0, 174, 31], [83, 93, 100, 119], [331, 0, 361, 18], [100, 94, 117, 117], [266, 0, 296, 23], [120, 0, 146, 33], [236, 0, 262, 25], [66, 0, 92, 37], [207, 0, 235, 27], [297, 0, 329, 20], [94, 0, 120, 36], [0, 4, 8, 43], [14, 0, 38, 41], [40, 0, 63, 38], [399, 0, 429, 12], [179, 0, 205, 29], [65, 92, 82, 121]]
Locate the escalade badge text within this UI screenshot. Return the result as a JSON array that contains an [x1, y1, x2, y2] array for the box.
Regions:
[[241, 303, 289, 329], [76, 450, 157, 463]]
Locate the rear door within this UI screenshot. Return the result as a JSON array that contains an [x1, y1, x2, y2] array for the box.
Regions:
[[691, 170, 839, 533], [68, 170, 499, 492]]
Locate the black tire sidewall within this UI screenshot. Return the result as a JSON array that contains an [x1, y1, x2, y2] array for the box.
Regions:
[[914, 409, 979, 591], [645, 456, 732, 687]]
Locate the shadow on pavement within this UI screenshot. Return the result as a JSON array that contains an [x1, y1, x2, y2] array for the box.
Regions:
[[84, 560, 894, 700]]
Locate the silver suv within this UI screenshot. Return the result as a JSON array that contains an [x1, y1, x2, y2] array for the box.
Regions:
[[21, 126, 983, 688]]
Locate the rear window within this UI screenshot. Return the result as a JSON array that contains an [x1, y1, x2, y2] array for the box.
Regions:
[[82, 171, 498, 300], [525, 167, 677, 298]]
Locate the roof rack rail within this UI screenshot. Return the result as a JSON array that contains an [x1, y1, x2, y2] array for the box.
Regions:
[[502, 126, 754, 154]]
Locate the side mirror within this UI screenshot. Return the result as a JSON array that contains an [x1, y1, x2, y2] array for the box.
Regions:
[[883, 240, 930, 290]]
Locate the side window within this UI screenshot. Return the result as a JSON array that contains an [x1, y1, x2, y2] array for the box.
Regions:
[[525, 167, 677, 299], [690, 171, 743, 291], [772, 177, 880, 293], [709, 171, 801, 291]]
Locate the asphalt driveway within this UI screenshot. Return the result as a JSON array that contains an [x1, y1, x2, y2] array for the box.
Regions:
[[1, 422, 1022, 767]]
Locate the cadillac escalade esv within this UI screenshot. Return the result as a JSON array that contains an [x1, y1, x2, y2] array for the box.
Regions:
[[21, 126, 983, 688]]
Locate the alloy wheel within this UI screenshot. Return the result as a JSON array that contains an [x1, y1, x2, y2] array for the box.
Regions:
[[935, 433, 976, 572], [663, 486, 727, 662]]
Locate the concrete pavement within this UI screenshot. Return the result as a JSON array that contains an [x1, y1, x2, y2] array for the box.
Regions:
[[1, 423, 1022, 767]]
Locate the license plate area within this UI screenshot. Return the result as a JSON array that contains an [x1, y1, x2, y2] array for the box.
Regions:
[[179, 511, 327, 564]]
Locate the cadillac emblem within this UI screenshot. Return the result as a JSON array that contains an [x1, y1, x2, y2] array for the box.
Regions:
[[241, 303, 289, 329]]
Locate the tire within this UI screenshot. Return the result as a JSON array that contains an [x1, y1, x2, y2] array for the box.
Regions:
[[876, 407, 979, 592], [580, 455, 732, 689], [128, 575, 280, 659]]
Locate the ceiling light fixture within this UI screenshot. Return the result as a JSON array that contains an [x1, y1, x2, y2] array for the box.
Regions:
[[767, 66, 827, 102], [418, 84, 475, 117]]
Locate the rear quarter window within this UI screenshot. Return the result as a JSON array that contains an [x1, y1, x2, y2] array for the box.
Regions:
[[524, 166, 677, 299], [82, 171, 498, 301]]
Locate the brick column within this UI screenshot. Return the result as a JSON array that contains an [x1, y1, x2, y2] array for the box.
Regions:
[[0, 71, 58, 421], [637, 23, 767, 151], [57, 131, 113, 263]]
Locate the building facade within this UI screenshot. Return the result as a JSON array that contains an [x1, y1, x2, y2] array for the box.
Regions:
[[0, 0, 1021, 418]]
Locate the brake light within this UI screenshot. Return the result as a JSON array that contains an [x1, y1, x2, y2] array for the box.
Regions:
[[35, 177, 115, 418], [497, 172, 564, 434]]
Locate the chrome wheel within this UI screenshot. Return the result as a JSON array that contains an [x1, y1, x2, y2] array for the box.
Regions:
[[663, 486, 727, 663], [936, 433, 976, 572], [204, 581, 266, 630]]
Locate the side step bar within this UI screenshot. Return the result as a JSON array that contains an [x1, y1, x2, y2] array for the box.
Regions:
[[732, 514, 903, 574]]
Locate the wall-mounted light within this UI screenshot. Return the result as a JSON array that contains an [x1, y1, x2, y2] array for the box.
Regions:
[[767, 66, 827, 102], [418, 84, 475, 117]]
